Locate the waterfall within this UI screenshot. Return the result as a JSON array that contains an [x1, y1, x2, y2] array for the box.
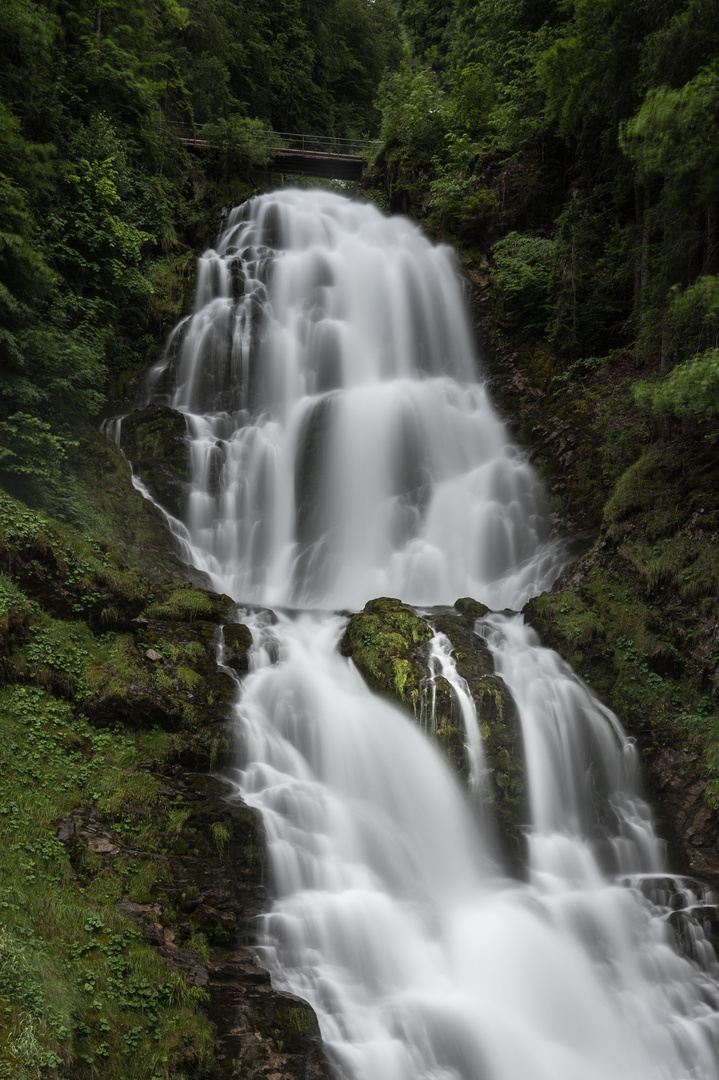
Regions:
[[121, 189, 719, 1079]]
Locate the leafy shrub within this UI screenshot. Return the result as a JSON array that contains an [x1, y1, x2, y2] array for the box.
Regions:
[[491, 231, 554, 333], [635, 348, 719, 418]]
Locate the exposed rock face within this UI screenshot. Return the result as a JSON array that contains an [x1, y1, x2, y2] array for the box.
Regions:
[[341, 595, 525, 864], [120, 403, 192, 519], [429, 605, 525, 864], [647, 747, 719, 884]]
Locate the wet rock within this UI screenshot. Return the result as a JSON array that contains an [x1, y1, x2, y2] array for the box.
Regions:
[[56, 816, 77, 861], [645, 746, 719, 887], [223, 622, 253, 673], [159, 944, 210, 987], [120, 403, 192, 519], [454, 596, 490, 619], [425, 604, 525, 866]]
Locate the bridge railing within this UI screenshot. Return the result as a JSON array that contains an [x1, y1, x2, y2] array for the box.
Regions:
[[264, 131, 382, 158], [159, 118, 381, 159]]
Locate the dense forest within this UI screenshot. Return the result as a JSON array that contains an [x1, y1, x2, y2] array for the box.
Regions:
[[0, 0, 400, 513], [384, 0, 719, 429], [3, 0, 719, 1077]]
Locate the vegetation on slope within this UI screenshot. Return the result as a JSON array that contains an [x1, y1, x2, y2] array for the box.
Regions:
[[0, 483, 331, 1080]]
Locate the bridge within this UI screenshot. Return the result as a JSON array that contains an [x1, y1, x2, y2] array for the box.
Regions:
[[177, 128, 381, 181]]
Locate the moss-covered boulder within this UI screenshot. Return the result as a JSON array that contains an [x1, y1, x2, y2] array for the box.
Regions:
[[454, 596, 490, 619], [144, 580, 234, 623], [120, 403, 191, 519], [340, 596, 433, 712]]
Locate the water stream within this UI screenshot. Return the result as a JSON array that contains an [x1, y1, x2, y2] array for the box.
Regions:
[[119, 189, 719, 1078]]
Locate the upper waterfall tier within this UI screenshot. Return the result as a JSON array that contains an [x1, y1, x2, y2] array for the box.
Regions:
[[146, 190, 566, 610]]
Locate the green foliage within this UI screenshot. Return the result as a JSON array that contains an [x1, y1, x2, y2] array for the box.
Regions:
[[45, 158, 153, 307], [0, 414, 69, 482], [203, 115, 275, 176], [635, 349, 719, 418], [396, 0, 456, 68], [491, 232, 554, 333], [380, 61, 449, 168], [0, 0, 401, 488], [374, 0, 719, 383]]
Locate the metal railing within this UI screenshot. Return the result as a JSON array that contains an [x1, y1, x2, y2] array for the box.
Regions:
[[157, 117, 381, 158], [264, 131, 382, 158]]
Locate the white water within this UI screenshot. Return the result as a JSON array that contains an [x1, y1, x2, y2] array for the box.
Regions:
[[122, 189, 719, 1078], [424, 631, 487, 796]]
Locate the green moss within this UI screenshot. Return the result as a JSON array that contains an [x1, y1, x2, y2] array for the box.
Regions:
[[454, 596, 490, 619], [0, 488, 149, 628], [340, 596, 433, 710], [269, 1000, 319, 1053], [604, 449, 665, 532], [222, 621, 253, 673], [145, 582, 232, 624]]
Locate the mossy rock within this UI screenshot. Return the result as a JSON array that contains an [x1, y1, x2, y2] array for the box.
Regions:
[[145, 581, 234, 623], [67, 428, 194, 583], [340, 596, 433, 713], [454, 596, 490, 619], [120, 403, 191, 519], [82, 620, 234, 732], [223, 622, 253, 673]]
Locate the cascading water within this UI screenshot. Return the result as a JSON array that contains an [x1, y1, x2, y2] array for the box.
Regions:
[[120, 188, 719, 1079]]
